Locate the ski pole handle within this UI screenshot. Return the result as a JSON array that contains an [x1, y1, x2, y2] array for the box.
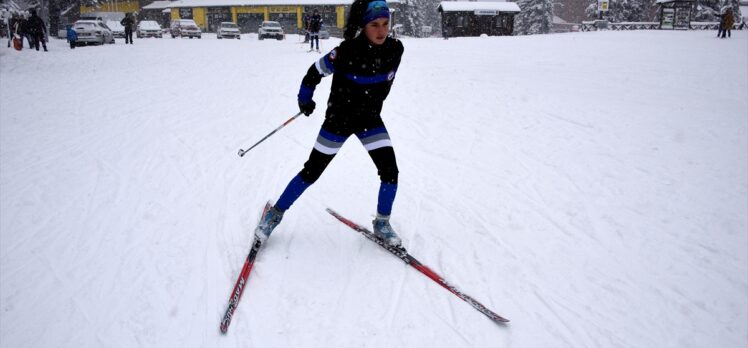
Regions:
[[238, 112, 304, 157]]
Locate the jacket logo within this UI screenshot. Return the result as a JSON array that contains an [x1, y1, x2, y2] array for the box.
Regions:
[[329, 49, 337, 60], [387, 70, 396, 81]]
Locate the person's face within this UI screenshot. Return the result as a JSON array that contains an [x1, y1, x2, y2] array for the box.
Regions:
[[363, 17, 389, 45]]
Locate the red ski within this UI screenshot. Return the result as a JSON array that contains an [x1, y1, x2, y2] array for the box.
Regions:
[[220, 202, 271, 334], [326, 208, 509, 324]]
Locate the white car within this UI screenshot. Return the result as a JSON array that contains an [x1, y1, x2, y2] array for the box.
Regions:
[[106, 20, 125, 38], [73, 20, 114, 45], [217, 22, 240, 39], [170, 19, 202, 39], [258, 21, 284, 40], [137, 20, 163, 38]]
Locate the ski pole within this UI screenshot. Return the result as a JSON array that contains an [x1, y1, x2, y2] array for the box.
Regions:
[[238, 111, 303, 157]]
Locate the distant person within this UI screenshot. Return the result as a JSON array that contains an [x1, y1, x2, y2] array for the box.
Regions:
[[303, 13, 310, 42], [13, 13, 26, 48], [121, 13, 135, 44], [26, 8, 46, 52], [308, 9, 323, 52], [721, 8, 734, 38], [66, 24, 77, 49]]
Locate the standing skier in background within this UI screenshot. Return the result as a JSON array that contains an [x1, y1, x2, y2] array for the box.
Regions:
[[255, 0, 404, 246], [308, 9, 323, 52]]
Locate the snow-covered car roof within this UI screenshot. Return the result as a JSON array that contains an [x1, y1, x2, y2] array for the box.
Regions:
[[106, 20, 124, 29], [139, 20, 161, 29], [74, 21, 99, 29]]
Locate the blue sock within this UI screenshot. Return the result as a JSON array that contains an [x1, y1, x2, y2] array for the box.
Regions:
[[377, 183, 398, 216], [276, 174, 312, 212]]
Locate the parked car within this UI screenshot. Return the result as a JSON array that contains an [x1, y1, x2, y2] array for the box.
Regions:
[[73, 20, 114, 45], [137, 20, 163, 38], [217, 22, 241, 39], [318, 24, 330, 39], [258, 21, 284, 40], [170, 19, 202, 39], [106, 20, 125, 38]]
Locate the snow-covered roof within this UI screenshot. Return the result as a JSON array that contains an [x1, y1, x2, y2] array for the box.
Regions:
[[142, 1, 176, 10], [438, 1, 521, 13], [160, 0, 399, 8], [654, 0, 695, 3]]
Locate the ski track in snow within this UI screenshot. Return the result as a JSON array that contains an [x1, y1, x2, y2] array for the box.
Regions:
[[1, 31, 747, 347]]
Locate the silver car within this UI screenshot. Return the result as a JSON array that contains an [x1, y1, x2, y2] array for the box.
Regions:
[[217, 22, 241, 39], [106, 20, 125, 38], [73, 20, 115, 45], [137, 20, 163, 38], [318, 24, 330, 39], [258, 21, 284, 40]]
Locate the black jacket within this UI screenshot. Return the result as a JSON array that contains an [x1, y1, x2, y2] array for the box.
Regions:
[[309, 14, 323, 32], [120, 16, 135, 29], [299, 34, 404, 123], [26, 15, 45, 35]]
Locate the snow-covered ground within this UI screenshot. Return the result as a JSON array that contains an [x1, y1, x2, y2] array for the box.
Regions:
[[1, 31, 746, 347]]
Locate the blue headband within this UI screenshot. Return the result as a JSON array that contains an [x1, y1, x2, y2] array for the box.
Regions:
[[362, 1, 390, 25]]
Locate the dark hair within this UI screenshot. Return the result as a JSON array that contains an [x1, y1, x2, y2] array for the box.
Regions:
[[343, 0, 370, 40]]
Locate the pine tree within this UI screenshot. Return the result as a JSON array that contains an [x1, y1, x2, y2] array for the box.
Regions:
[[693, 0, 740, 21], [514, 0, 554, 35], [400, 0, 441, 37]]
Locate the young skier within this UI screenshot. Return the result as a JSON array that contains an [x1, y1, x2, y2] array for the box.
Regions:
[[255, 0, 404, 246], [308, 9, 323, 52]]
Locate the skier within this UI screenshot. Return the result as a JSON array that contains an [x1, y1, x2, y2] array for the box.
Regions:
[[120, 13, 134, 44], [308, 9, 323, 52], [255, 0, 404, 246]]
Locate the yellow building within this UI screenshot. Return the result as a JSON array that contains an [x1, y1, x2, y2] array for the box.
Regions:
[[80, 0, 141, 14], [140, 0, 399, 34]]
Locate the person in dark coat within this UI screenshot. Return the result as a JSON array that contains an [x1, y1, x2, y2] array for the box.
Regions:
[[13, 14, 27, 48], [308, 9, 323, 51], [255, 0, 405, 247], [26, 8, 47, 51], [721, 8, 734, 38], [120, 13, 135, 44]]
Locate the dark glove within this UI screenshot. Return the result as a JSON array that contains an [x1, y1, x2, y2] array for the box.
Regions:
[[298, 99, 316, 116]]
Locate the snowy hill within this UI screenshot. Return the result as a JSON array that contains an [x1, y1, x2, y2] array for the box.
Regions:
[[1, 31, 746, 347]]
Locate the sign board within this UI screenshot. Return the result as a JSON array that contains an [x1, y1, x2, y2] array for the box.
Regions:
[[661, 8, 674, 29], [597, 0, 609, 12], [475, 10, 498, 15], [179, 8, 193, 19]]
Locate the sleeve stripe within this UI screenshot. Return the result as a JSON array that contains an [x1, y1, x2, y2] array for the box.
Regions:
[[315, 55, 335, 76]]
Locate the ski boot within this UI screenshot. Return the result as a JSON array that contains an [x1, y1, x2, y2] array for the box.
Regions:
[[372, 214, 402, 247], [254, 205, 284, 243]]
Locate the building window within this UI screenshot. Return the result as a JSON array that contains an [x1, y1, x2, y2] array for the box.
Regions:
[[456, 15, 465, 27]]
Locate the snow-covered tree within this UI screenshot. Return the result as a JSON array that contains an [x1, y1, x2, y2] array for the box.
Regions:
[[0, 0, 41, 12], [693, 0, 740, 21], [399, 0, 442, 37], [514, 0, 554, 35], [585, 0, 650, 21]]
